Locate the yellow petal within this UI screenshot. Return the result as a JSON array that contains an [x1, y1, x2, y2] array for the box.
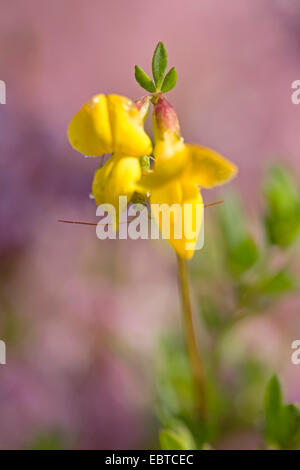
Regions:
[[92, 155, 142, 230], [151, 180, 203, 259], [91, 157, 115, 205], [68, 94, 112, 156], [107, 95, 152, 156], [135, 134, 188, 193], [68, 94, 152, 157], [184, 144, 237, 187], [153, 132, 188, 182]]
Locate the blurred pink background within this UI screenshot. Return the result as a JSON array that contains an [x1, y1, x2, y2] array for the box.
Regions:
[[0, 0, 300, 449]]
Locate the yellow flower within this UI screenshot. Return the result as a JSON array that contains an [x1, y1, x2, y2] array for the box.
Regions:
[[68, 94, 152, 228], [68, 92, 237, 260], [68, 94, 152, 157], [144, 96, 238, 259]]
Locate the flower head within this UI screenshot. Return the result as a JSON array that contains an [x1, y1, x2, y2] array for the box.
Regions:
[[67, 44, 238, 259]]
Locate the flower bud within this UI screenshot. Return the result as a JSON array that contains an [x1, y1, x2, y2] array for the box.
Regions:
[[153, 96, 181, 141], [151, 96, 187, 182]]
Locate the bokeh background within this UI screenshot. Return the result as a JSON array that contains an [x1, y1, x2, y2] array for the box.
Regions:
[[0, 0, 300, 449]]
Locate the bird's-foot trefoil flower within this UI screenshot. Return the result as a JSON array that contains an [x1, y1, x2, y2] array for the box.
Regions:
[[67, 41, 238, 261], [68, 94, 152, 229]]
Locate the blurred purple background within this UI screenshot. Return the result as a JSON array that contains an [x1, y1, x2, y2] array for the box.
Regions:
[[0, 0, 300, 449]]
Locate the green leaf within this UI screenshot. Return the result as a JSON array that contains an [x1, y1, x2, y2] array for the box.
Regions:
[[260, 270, 296, 296], [265, 375, 300, 449], [264, 166, 300, 247], [228, 237, 259, 275], [264, 166, 299, 214], [159, 426, 196, 450], [152, 42, 168, 90], [161, 67, 177, 93], [134, 65, 156, 93], [160, 430, 186, 450], [265, 375, 283, 445], [218, 193, 259, 275], [282, 404, 300, 447]]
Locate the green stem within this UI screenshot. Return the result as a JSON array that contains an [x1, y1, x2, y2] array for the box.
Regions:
[[176, 254, 206, 419]]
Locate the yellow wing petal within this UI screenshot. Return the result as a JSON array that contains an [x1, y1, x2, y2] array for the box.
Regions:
[[184, 144, 237, 187], [151, 180, 203, 259], [68, 94, 113, 156]]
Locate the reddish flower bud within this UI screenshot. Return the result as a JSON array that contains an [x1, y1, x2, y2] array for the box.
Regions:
[[153, 96, 181, 140]]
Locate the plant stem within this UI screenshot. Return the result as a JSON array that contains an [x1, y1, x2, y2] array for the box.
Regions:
[[176, 254, 206, 419]]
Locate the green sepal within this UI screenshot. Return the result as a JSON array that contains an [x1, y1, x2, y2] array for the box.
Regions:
[[140, 155, 150, 170]]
